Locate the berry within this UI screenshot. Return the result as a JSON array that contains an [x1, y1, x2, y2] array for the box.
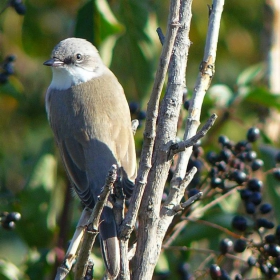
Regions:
[[210, 177, 222, 188], [129, 102, 139, 114], [219, 148, 232, 162], [234, 239, 247, 253], [207, 151, 219, 165], [10, 0, 26, 15], [247, 256, 257, 266], [209, 264, 222, 280], [256, 218, 274, 229], [234, 274, 243, 280], [275, 152, 280, 163], [188, 188, 200, 198], [276, 225, 280, 237], [244, 151, 257, 162], [235, 140, 248, 153], [219, 238, 233, 254], [251, 159, 264, 171], [240, 189, 253, 201], [1, 220, 15, 230], [0, 73, 8, 84], [216, 161, 227, 172], [230, 170, 247, 184], [220, 270, 230, 280], [183, 100, 190, 110], [137, 110, 146, 120], [232, 215, 247, 231], [264, 244, 280, 257], [247, 127, 260, 142], [6, 212, 21, 222], [265, 234, 276, 244], [273, 168, 280, 181], [260, 203, 273, 214], [247, 178, 263, 192], [218, 135, 230, 147], [250, 192, 262, 205], [245, 202, 256, 214]]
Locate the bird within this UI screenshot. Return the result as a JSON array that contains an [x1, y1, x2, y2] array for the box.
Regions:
[[44, 37, 137, 279]]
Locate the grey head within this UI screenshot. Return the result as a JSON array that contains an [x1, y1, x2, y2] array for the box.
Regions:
[[44, 38, 105, 90]]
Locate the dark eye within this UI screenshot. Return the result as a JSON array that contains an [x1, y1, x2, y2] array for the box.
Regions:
[[76, 53, 83, 61]]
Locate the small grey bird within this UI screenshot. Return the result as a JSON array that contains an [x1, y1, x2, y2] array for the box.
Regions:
[[44, 38, 136, 278]]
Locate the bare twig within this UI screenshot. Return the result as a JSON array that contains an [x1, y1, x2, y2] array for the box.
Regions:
[[156, 27, 165, 45], [131, 120, 139, 135], [173, 192, 203, 212], [168, 113, 217, 160], [74, 165, 117, 280]]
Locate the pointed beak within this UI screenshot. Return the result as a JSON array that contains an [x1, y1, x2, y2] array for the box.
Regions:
[[43, 58, 64, 67]]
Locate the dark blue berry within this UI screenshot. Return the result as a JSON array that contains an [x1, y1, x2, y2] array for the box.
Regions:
[[234, 239, 247, 253], [211, 177, 222, 188], [273, 168, 280, 181], [218, 135, 230, 146], [264, 244, 280, 257], [219, 149, 232, 162], [183, 100, 190, 110], [247, 256, 257, 266], [256, 218, 274, 229], [232, 215, 247, 231], [137, 110, 146, 120], [245, 151, 257, 162], [207, 151, 219, 165], [265, 234, 276, 244], [209, 264, 222, 280], [245, 202, 256, 214], [250, 192, 262, 205], [240, 189, 253, 200], [275, 225, 280, 237], [188, 188, 200, 198], [219, 238, 233, 254], [275, 152, 280, 163], [247, 127, 260, 142], [260, 203, 273, 214], [6, 212, 21, 222], [216, 161, 227, 172], [235, 140, 248, 153], [231, 170, 247, 184], [129, 102, 139, 114], [1, 220, 15, 230], [251, 159, 264, 171], [234, 274, 243, 280], [247, 178, 263, 192]]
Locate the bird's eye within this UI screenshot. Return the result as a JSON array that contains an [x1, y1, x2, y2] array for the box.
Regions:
[[76, 53, 83, 61]]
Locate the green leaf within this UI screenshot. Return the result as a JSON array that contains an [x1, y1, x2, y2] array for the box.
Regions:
[[245, 87, 280, 111], [236, 62, 265, 86], [74, 0, 123, 48]]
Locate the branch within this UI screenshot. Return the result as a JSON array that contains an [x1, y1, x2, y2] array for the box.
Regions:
[[168, 113, 217, 160], [119, 0, 181, 240], [74, 165, 117, 280]]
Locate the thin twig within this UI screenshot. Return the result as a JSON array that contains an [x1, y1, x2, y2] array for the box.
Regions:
[[156, 27, 165, 45], [74, 165, 117, 280], [168, 113, 217, 160]]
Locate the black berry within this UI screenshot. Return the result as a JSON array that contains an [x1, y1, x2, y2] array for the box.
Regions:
[[247, 127, 260, 142], [234, 239, 247, 253], [232, 215, 247, 232]]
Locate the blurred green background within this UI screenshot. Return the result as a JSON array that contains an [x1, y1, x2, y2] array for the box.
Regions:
[[0, 0, 279, 279]]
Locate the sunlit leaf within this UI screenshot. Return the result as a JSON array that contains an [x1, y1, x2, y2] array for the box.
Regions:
[[236, 63, 265, 86]]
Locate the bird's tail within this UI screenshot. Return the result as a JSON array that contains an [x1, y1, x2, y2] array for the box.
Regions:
[[99, 205, 120, 279]]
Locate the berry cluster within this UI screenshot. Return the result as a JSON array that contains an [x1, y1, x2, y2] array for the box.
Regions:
[[199, 127, 280, 279], [0, 211, 21, 230], [0, 55, 16, 84]]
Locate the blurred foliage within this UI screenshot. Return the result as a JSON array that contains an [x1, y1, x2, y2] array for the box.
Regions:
[[0, 0, 279, 279]]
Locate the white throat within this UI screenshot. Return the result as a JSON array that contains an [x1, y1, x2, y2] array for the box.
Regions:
[[49, 65, 104, 90]]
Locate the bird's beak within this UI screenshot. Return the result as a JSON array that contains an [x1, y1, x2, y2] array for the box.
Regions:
[[43, 58, 64, 67]]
